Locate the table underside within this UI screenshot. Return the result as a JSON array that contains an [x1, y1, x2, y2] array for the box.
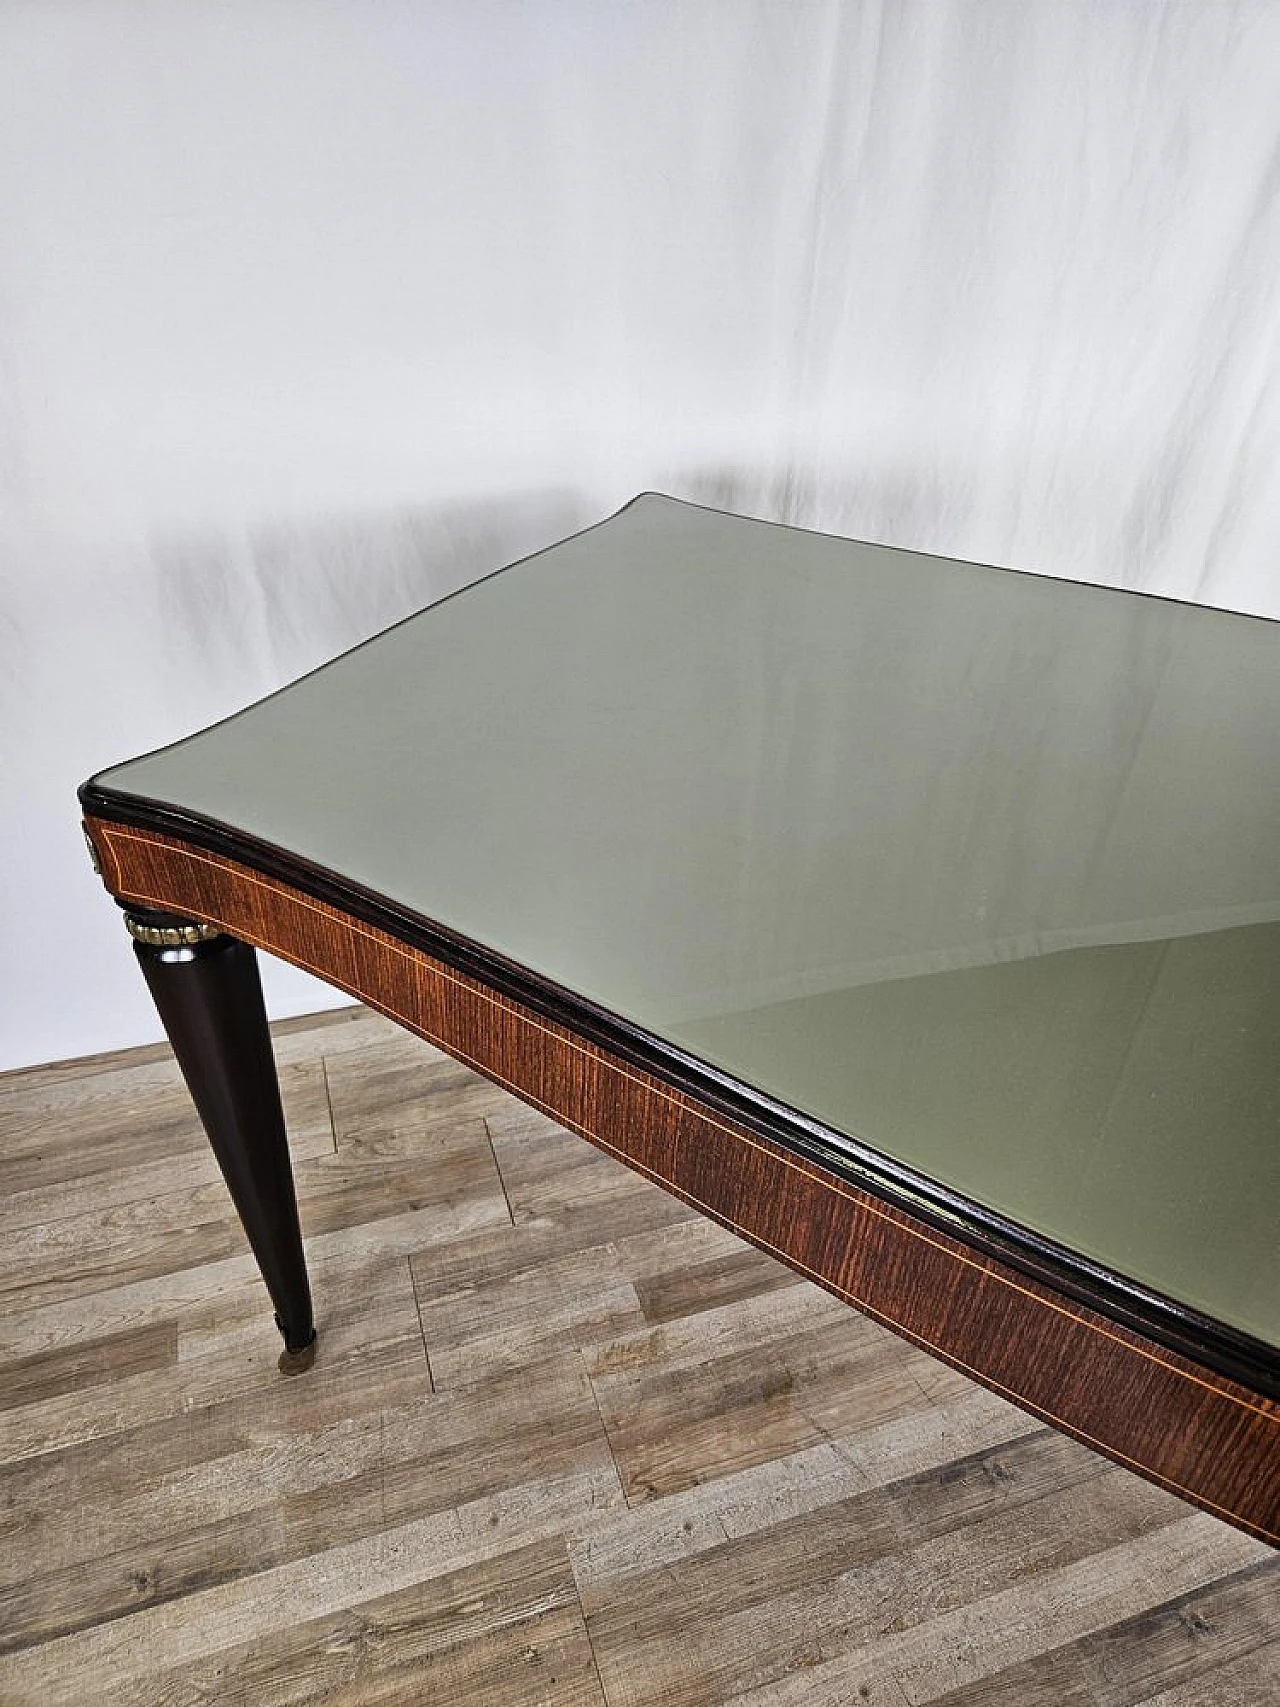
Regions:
[[82, 812, 1280, 1547]]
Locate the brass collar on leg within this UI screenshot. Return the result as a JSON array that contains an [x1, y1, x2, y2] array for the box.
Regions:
[[123, 914, 223, 948]]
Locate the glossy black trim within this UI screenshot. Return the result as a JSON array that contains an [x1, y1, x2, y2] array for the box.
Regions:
[[79, 780, 1280, 1403]]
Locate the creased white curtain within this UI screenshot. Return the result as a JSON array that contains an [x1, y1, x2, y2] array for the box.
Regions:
[[2, 0, 1279, 1068]]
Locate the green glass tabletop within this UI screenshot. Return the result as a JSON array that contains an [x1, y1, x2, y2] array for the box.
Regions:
[[94, 495, 1280, 1347]]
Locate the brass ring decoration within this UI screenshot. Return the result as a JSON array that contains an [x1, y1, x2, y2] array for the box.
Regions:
[[123, 914, 223, 948]]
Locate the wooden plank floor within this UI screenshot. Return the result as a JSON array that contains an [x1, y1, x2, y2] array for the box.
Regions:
[[1, 1004, 1276, 1706]]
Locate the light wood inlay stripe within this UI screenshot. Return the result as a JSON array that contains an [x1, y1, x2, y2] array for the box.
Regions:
[[82, 818, 1280, 1545], [94, 823, 1277, 1420]]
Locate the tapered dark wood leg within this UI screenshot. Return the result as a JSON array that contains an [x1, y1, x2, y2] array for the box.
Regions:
[[124, 906, 317, 1372]]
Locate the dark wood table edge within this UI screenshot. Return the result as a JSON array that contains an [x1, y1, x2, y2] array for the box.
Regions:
[[79, 800, 1280, 1546], [80, 783, 1280, 1397]]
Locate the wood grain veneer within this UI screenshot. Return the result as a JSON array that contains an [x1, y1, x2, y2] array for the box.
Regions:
[[82, 814, 1280, 1546]]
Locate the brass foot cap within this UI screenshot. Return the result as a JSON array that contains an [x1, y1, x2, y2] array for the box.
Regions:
[[277, 1336, 317, 1376]]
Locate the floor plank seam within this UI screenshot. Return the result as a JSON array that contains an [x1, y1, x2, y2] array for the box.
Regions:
[[484, 1116, 517, 1227], [572, 1577, 617, 1707], [577, 1348, 628, 1510], [319, 1054, 339, 1155], [405, 1255, 437, 1393]]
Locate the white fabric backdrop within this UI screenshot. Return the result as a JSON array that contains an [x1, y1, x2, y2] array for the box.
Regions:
[[3, 0, 1279, 1070]]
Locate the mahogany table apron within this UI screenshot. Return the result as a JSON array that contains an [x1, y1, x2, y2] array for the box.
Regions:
[[78, 494, 1280, 1546]]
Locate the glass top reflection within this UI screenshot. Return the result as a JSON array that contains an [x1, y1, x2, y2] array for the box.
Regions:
[[95, 496, 1280, 1346]]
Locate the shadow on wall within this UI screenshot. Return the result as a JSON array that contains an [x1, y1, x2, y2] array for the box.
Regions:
[[149, 485, 589, 711], [666, 463, 984, 567], [145, 468, 994, 736]]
